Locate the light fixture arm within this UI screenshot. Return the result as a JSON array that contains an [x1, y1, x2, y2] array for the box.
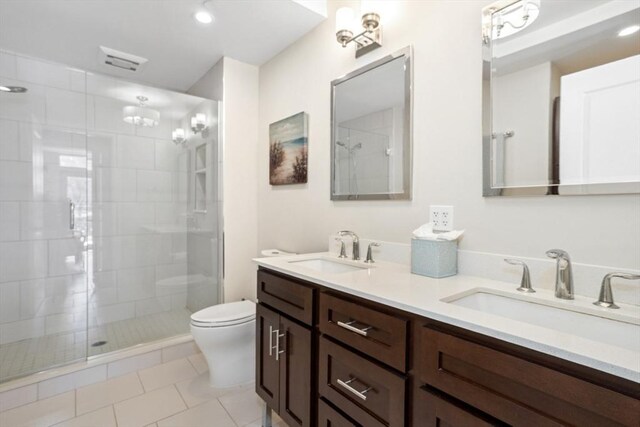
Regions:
[[335, 9, 382, 58]]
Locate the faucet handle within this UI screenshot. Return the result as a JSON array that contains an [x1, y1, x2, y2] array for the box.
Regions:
[[335, 238, 348, 259], [545, 249, 570, 261], [504, 259, 535, 293], [364, 242, 380, 264], [594, 272, 640, 309]]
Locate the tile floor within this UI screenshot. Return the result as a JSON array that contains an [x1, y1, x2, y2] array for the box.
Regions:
[[0, 309, 191, 383], [0, 352, 287, 427]]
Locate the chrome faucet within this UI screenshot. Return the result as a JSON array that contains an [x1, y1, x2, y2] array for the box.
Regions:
[[546, 249, 574, 299], [594, 272, 640, 309], [338, 230, 360, 260], [504, 258, 535, 293]]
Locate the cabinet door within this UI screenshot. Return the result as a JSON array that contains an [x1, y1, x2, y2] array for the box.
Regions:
[[279, 316, 312, 427], [256, 303, 280, 410]]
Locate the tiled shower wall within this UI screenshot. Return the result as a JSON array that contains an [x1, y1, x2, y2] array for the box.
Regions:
[[0, 50, 194, 355]]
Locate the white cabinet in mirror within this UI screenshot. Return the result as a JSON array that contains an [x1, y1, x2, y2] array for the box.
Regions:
[[482, 0, 640, 196]]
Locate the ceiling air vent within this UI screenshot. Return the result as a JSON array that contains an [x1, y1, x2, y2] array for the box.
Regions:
[[98, 46, 148, 72]]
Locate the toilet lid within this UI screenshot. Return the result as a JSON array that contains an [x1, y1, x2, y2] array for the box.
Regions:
[[190, 300, 255, 326]]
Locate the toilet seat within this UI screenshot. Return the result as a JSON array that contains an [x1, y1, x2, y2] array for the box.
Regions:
[[190, 300, 256, 328]]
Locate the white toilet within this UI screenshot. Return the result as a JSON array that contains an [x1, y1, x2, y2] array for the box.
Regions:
[[190, 300, 256, 388]]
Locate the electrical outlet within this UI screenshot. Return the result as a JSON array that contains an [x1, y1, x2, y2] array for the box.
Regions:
[[430, 205, 454, 231]]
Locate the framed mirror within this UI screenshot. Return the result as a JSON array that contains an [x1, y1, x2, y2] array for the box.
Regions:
[[331, 46, 412, 200], [482, 0, 640, 196]]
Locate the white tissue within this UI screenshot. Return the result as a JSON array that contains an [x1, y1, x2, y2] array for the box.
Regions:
[[412, 222, 464, 241]]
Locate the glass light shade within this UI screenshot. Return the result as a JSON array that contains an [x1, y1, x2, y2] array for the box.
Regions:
[[361, 0, 381, 17], [492, 0, 540, 40], [336, 7, 355, 33], [172, 128, 185, 140], [122, 105, 160, 127]]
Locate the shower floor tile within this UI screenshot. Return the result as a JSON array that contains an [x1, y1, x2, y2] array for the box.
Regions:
[[0, 309, 192, 382]]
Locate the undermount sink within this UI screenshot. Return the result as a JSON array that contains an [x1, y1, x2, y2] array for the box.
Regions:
[[445, 289, 640, 352], [288, 258, 368, 274]]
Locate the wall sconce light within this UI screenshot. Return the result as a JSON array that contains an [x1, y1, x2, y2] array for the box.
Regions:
[[172, 128, 186, 146], [483, 0, 540, 44], [191, 113, 208, 135], [335, 3, 382, 58]]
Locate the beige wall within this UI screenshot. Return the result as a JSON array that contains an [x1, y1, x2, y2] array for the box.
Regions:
[[257, 0, 640, 270], [190, 57, 259, 301]]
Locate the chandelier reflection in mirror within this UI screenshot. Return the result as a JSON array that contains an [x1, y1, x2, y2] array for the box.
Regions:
[[485, 0, 540, 42], [122, 95, 160, 127]]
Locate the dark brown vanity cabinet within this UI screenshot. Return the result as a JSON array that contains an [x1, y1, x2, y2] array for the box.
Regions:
[[318, 292, 409, 426], [256, 270, 315, 427], [256, 267, 640, 427]]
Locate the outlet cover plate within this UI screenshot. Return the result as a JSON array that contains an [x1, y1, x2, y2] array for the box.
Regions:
[[430, 205, 454, 231]]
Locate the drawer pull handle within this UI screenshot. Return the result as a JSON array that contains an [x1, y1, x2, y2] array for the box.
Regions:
[[337, 377, 373, 401], [337, 320, 373, 337]]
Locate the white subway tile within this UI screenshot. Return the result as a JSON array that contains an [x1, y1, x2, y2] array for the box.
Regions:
[[0, 78, 46, 123], [93, 96, 135, 135], [0, 384, 37, 412], [107, 350, 161, 378], [0, 161, 34, 201], [16, 56, 71, 90], [0, 317, 44, 345], [0, 281, 20, 323], [93, 168, 137, 202], [0, 202, 20, 241], [116, 267, 156, 302], [94, 302, 135, 325], [135, 296, 171, 317], [0, 51, 17, 78], [88, 133, 117, 167], [91, 203, 118, 237], [117, 135, 155, 169], [117, 202, 155, 235], [0, 240, 48, 282], [137, 170, 173, 202], [161, 341, 199, 363], [48, 238, 85, 277], [37, 366, 106, 399], [0, 119, 19, 161], [154, 139, 179, 171], [20, 201, 73, 240]]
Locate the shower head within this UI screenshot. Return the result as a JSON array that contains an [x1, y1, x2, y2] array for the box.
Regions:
[[0, 85, 28, 93]]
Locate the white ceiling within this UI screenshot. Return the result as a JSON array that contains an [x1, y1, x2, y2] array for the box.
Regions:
[[0, 0, 326, 92]]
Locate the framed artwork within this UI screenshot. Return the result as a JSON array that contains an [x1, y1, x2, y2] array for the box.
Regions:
[[269, 112, 308, 185]]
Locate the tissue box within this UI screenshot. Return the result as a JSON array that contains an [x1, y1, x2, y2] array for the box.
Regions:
[[411, 238, 457, 278]]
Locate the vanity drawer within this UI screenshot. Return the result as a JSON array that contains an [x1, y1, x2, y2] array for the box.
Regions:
[[319, 336, 405, 426], [257, 269, 314, 325], [318, 398, 377, 427], [319, 292, 408, 372], [417, 327, 640, 427], [413, 386, 504, 427]]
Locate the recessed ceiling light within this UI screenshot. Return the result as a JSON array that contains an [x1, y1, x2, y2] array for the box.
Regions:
[[618, 25, 640, 37], [195, 10, 213, 24], [0, 86, 10, 92]]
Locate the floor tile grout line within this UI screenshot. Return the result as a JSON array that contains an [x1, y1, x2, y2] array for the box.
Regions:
[[217, 395, 242, 427], [111, 404, 119, 427]]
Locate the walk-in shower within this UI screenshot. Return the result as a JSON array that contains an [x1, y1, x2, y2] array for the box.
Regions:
[[0, 50, 222, 383]]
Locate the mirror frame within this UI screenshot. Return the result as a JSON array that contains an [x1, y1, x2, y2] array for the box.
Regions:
[[331, 46, 413, 201], [482, 1, 640, 197]]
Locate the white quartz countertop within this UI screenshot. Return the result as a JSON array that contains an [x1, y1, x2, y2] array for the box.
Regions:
[[253, 252, 640, 383]]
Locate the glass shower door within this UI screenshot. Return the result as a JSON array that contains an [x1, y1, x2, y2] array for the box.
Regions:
[[0, 51, 89, 382]]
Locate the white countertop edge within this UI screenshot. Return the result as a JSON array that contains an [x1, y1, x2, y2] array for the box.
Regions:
[[254, 253, 640, 383]]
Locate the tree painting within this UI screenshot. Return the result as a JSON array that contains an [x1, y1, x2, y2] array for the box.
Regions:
[[269, 112, 308, 185]]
